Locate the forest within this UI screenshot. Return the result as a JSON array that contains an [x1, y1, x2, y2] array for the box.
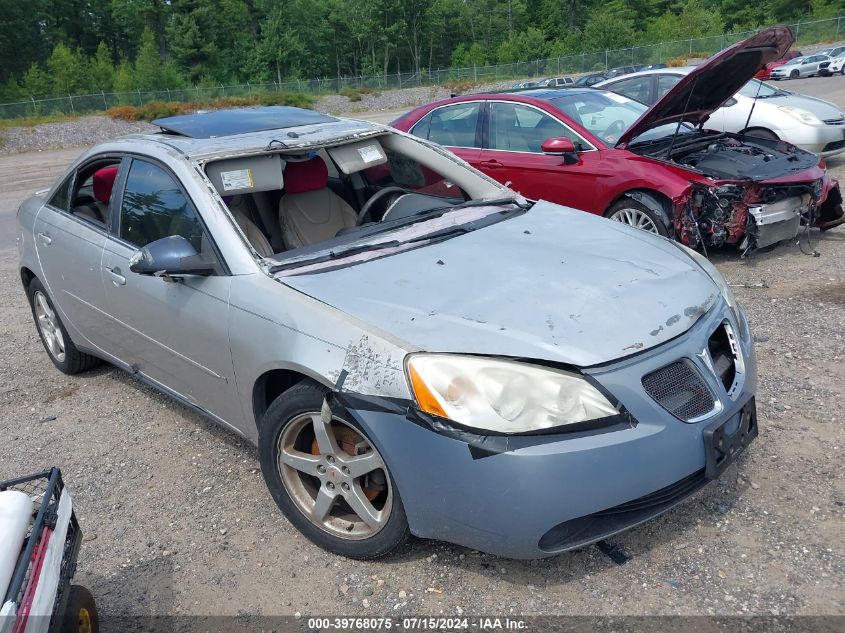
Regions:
[[0, 0, 843, 102]]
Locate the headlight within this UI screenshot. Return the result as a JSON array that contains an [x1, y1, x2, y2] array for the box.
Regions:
[[405, 354, 619, 434], [778, 106, 822, 125]]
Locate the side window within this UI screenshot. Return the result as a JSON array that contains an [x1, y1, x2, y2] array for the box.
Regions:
[[607, 76, 652, 105], [656, 75, 682, 100], [426, 103, 481, 148], [48, 176, 72, 212], [489, 103, 575, 153], [68, 159, 121, 227], [118, 159, 207, 253], [409, 112, 432, 140]]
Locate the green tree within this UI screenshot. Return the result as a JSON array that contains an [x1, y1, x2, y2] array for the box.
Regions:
[[581, 4, 635, 51], [166, 11, 217, 83], [496, 27, 549, 62], [90, 42, 115, 91], [113, 60, 134, 92], [22, 64, 54, 98], [451, 42, 489, 67], [46, 44, 89, 94]]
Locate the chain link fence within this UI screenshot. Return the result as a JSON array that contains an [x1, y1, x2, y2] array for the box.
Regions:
[[2, 15, 843, 120]]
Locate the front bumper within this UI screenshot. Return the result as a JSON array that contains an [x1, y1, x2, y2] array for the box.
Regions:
[[781, 123, 845, 157], [332, 303, 758, 559]]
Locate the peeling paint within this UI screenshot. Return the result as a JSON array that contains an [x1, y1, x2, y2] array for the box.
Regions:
[[665, 314, 681, 327], [650, 326, 664, 336], [622, 342, 645, 351]]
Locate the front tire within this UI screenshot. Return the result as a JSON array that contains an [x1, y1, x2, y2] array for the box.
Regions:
[[790, 70, 799, 79], [27, 278, 100, 375], [259, 381, 409, 559], [606, 197, 671, 236]]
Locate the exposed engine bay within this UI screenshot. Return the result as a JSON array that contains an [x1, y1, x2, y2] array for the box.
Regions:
[[630, 131, 845, 253]]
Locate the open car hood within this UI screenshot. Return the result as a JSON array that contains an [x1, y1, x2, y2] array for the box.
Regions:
[[617, 26, 794, 148]]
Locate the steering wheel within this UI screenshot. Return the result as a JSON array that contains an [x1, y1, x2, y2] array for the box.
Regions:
[[603, 119, 626, 143], [356, 187, 408, 225]]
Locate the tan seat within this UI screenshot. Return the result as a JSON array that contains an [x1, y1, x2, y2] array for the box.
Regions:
[[227, 195, 274, 257], [279, 157, 357, 249]]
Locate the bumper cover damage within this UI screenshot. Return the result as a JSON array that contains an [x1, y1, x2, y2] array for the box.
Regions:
[[674, 177, 844, 253]]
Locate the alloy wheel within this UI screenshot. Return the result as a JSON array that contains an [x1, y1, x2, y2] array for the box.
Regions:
[[609, 207, 659, 233], [276, 412, 392, 540], [33, 291, 66, 362]]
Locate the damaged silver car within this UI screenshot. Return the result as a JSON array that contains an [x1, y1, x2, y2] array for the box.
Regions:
[[17, 106, 758, 559]]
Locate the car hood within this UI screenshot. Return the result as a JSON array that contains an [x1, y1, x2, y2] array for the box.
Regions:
[[763, 92, 844, 120], [281, 202, 720, 367], [618, 25, 794, 148]]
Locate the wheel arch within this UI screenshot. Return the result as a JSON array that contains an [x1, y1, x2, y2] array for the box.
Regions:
[[252, 366, 326, 430], [740, 126, 779, 140], [20, 267, 36, 291], [606, 188, 673, 218]]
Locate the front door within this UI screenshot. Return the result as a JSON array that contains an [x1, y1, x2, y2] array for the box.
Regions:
[[477, 101, 602, 214], [100, 157, 241, 424]]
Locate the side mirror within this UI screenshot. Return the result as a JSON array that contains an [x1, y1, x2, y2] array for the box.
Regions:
[[724, 97, 738, 107], [129, 235, 216, 278], [541, 137, 579, 164]]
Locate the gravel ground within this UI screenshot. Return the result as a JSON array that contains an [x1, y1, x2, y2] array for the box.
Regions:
[[1, 161, 843, 622]]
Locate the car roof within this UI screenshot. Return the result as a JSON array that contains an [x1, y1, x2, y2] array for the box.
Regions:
[[113, 107, 386, 161]]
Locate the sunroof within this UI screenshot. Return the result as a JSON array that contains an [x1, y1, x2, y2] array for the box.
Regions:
[[153, 106, 338, 138]]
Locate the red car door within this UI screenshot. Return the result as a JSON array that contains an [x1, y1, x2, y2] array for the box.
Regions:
[[406, 101, 482, 168], [476, 100, 605, 215]]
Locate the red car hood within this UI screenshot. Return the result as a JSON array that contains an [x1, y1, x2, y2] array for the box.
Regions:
[[618, 26, 794, 148]]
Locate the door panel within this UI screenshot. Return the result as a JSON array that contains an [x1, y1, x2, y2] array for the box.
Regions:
[[478, 101, 604, 214], [99, 157, 241, 424], [33, 206, 108, 348]]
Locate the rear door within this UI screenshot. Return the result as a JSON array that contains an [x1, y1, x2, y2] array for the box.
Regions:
[[476, 100, 603, 213], [602, 75, 655, 105], [32, 156, 122, 351], [99, 156, 242, 424], [408, 101, 483, 167]]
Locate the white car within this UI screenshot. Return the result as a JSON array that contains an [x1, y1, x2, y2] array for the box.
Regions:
[[769, 54, 832, 79], [596, 67, 845, 157], [827, 55, 845, 75]]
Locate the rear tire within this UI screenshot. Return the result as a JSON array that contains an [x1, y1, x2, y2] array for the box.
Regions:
[[27, 278, 101, 375], [259, 380, 410, 559], [606, 197, 671, 237], [61, 585, 98, 633]]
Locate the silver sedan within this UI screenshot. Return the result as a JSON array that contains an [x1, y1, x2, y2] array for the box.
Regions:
[[770, 54, 832, 79]]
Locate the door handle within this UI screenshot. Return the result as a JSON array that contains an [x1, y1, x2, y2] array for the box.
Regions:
[[37, 232, 52, 246], [479, 159, 503, 169], [105, 266, 126, 286]]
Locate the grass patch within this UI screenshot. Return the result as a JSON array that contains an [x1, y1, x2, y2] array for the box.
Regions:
[[339, 86, 380, 102], [0, 112, 82, 129], [105, 91, 315, 121]]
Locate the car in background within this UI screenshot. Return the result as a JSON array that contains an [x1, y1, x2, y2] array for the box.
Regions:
[[828, 53, 845, 75], [512, 80, 540, 89], [770, 54, 832, 79], [754, 49, 802, 79], [574, 72, 607, 86], [595, 67, 845, 157], [606, 65, 637, 79], [815, 45, 845, 59], [638, 63, 667, 71], [539, 76, 575, 87], [393, 27, 844, 252], [17, 105, 762, 561]]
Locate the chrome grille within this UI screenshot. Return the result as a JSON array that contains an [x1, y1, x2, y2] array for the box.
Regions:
[[823, 117, 845, 126], [641, 361, 715, 421]]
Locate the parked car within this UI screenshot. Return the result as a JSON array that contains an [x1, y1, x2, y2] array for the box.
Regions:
[[19, 105, 759, 560], [639, 63, 668, 71], [574, 72, 607, 86], [769, 54, 832, 79], [595, 66, 845, 157], [511, 80, 539, 89], [828, 54, 845, 75], [393, 27, 844, 252], [539, 76, 575, 87], [606, 65, 638, 79], [754, 49, 802, 79], [814, 45, 845, 59]]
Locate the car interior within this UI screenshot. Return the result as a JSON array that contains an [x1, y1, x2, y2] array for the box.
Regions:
[[204, 134, 492, 258], [68, 160, 121, 227]]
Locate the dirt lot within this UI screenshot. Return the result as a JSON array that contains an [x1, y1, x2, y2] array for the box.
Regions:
[[1, 81, 844, 624]]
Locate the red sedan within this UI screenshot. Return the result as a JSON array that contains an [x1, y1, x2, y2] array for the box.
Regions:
[[392, 28, 842, 253]]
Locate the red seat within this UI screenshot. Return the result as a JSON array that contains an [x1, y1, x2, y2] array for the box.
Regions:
[[93, 166, 119, 204]]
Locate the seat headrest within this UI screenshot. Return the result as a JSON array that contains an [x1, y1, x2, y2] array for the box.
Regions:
[[284, 157, 328, 194], [93, 166, 119, 204]]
